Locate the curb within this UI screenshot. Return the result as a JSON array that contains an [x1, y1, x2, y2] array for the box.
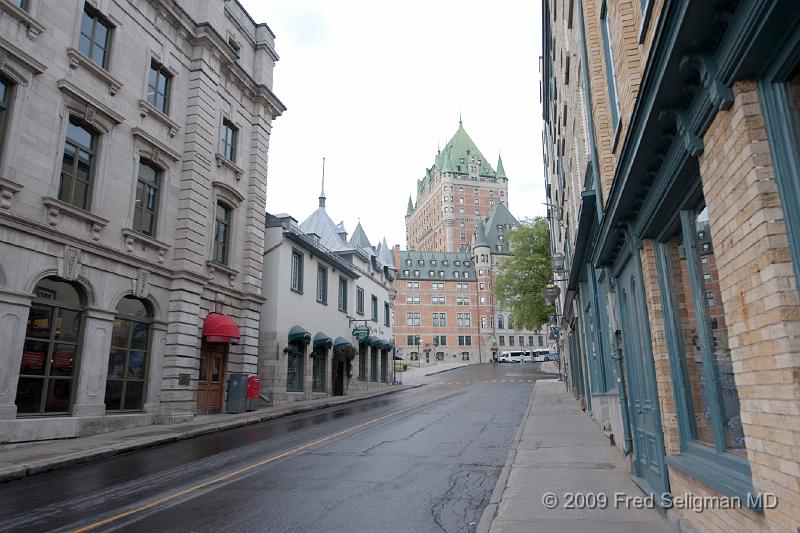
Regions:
[[476, 379, 539, 533], [0, 384, 421, 484]]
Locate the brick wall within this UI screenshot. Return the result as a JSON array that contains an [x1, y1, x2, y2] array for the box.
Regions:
[[697, 80, 800, 531]]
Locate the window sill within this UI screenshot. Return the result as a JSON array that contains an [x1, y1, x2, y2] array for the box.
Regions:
[[137, 100, 180, 137], [666, 451, 758, 509], [215, 153, 244, 178], [206, 260, 238, 287], [42, 197, 108, 240], [317, 300, 328, 306], [290, 287, 303, 295], [121, 228, 170, 263], [66, 47, 123, 96], [0, 1, 45, 40]]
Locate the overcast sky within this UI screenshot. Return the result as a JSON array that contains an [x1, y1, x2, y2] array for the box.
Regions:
[[240, 0, 545, 249]]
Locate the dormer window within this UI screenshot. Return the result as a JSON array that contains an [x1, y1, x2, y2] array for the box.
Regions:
[[442, 260, 449, 266], [431, 260, 436, 266], [454, 260, 461, 266], [418, 259, 424, 266], [405, 259, 412, 266]]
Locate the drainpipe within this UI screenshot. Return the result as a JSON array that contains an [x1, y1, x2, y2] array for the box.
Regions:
[[612, 329, 633, 456]]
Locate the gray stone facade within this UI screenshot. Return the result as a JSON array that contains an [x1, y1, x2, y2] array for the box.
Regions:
[[0, 0, 283, 442]]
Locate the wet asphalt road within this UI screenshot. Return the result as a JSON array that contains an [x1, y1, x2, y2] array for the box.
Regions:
[[0, 362, 556, 533]]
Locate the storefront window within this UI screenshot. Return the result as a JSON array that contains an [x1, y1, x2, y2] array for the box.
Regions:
[[286, 341, 304, 392], [17, 278, 84, 415], [659, 205, 745, 455], [106, 297, 151, 411], [312, 346, 326, 392]]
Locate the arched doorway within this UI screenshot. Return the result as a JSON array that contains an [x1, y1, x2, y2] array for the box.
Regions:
[[106, 297, 152, 411], [17, 277, 85, 415]]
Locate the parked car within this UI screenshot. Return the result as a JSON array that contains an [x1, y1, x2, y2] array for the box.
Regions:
[[531, 349, 550, 362], [544, 351, 559, 361]]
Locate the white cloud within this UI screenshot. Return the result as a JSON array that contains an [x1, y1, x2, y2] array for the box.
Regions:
[[241, 0, 546, 248]]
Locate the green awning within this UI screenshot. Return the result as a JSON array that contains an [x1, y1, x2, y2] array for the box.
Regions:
[[367, 336, 382, 347], [333, 336, 352, 349], [380, 341, 394, 350], [313, 332, 333, 349], [288, 325, 311, 344]]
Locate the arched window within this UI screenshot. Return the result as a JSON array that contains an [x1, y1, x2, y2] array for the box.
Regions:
[[498, 315, 504, 330], [106, 297, 151, 411], [17, 278, 84, 414]]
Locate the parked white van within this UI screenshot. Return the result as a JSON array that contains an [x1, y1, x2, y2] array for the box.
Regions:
[[531, 349, 550, 362], [498, 350, 525, 363]]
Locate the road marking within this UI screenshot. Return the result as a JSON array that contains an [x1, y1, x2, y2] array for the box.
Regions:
[[500, 380, 506, 383], [528, 380, 533, 383], [492, 380, 497, 383], [69, 394, 450, 533]]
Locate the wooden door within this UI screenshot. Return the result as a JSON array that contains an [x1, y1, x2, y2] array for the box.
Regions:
[[197, 342, 226, 414]]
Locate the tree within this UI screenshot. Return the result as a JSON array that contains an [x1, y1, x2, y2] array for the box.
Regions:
[[492, 217, 553, 330]]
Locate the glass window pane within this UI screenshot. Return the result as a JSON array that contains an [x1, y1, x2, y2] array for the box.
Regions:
[[44, 378, 72, 412], [15, 377, 44, 413], [73, 179, 88, 210], [107, 350, 126, 379], [50, 344, 77, 377], [111, 318, 130, 348], [130, 321, 149, 350], [138, 162, 157, 184], [36, 278, 81, 306], [198, 353, 207, 382], [78, 34, 92, 58], [124, 381, 144, 410], [54, 308, 81, 343], [116, 297, 149, 318], [211, 357, 221, 382], [94, 21, 108, 48], [128, 351, 146, 379], [26, 304, 52, 339], [694, 208, 744, 454], [80, 12, 93, 40], [67, 121, 93, 149], [104, 379, 123, 410], [20, 340, 48, 375], [141, 211, 154, 235]]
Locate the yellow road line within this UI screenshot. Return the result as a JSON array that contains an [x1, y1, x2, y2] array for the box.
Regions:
[[70, 395, 446, 533]]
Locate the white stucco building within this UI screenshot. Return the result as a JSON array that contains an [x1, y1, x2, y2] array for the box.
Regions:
[[0, 0, 284, 442], [260, 188, 396, 405]]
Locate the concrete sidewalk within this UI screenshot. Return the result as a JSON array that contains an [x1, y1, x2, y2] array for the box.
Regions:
[[396, 360, 473, 384], [480, 380, 675, 533], [0, 384, 418, 484]]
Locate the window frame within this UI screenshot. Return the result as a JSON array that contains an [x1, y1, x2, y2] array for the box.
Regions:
[[290, 249, 304, 293], [316, 265, 328, 304], [0, 76, 12, 166], [220, 118, 238, 162], [106, 297, 151, 412], [146, 60, 172, 114], [79, 3, 113, 69], [370, 295, 378, 322], [60, 117, 97, 211], [133, 159, 161, 237], [338, 276, 347, 312], [212, 201, 232, 265], [600, 1, 621, 143], [384, 302, 390, 327], [356, 286, 365, 315]]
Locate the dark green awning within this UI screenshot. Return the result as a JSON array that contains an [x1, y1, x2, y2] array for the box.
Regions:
[[367, 336, 382, 347], [333, 336, 352, 349], [288, 325, 311, 344], [313, 332, 333, 349], [380, 341, 394, 350]]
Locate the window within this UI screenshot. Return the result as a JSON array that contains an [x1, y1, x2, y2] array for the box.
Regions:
[[480, 296, 486, 304], [17, 278, 84, 414], [406, 312, 420, 326], [407, 335, 420, 346], [479, 282, 485, 290], [460, 232, 466, 240], [499, 335, 505, 346], [433, 335, 447, 346], [458, 335, 472, 346], [0, 78, 11, 160], [431, 296, 445, 305], [106, 297, 151, 411], [384, 302, 390, 327], [443, 260, 449, 266], [457, 313, 471, 327], [133, 160, 160, 236], [10, 0, 29, 9], [406, 296, 420, 304], [462, 271, 469, 278], [431, 260, 436, 266], [454, 271, 460, 278], [356, 287, 365, 315], [600, 2, 620, 129], [79, 4, 112, 68], [338, 277, 347, 312], [474, 198, 480, 205], [519, 336, 524, 346], [60, 118, 96, 210], [316, 266, 328, 304], [475, 209, 480, 216], [291, 250, 303, 292], [312, 345, 326, 393], [657, 203, 747, 486], [413, 270, 420, 277], [480, 316, 486, 328], [213, 202, 231, 265], [438, 271, 445, 278], [286, 341, 304, 392], [498, 315, 504, 329], [403, 270, 410, 276], [418, 259, 424, 266], [432, 313, 446, 327], [146, 61, 171, 114], [538, 335, 544, 346], [220, 118, 237, 161], [405, 259, 412, 266], [703, 272, 712, 282], [371, 295, 378, 321], [456, 297, 470, 306], [429, 270, 435, 277], [529, 335, 535, 346], [509, 335, 515, 346]]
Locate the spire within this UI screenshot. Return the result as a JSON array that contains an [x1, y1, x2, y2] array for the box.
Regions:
[[406, 195, 415, 217], [319, 157, 326, 208], [474, 221, 490, 248], [496, 154, 507, 180], [458, 111, 462, 128], [441, 148, 454, 173]]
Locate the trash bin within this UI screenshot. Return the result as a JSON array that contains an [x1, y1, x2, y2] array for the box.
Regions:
[[246, 375, 260, 411], [227, 373, 248, 414]]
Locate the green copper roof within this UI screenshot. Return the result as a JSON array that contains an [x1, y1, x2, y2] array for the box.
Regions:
[[406, 196, 415, 216], [496, 154, 507, 180], [436, 121, 496, 177]]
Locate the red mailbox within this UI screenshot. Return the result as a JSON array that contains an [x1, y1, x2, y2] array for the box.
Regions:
[[247, 375, 260, 399]]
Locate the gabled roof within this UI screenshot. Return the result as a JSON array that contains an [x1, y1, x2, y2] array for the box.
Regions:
[[484, 203, 520, 255], [435, 121, 496, 177]]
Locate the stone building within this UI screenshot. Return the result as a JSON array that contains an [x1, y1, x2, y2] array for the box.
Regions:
[[0, 0, 284, 442], [543, 0, 800, 530], [396, 123, 547, 363], [259, 187, 396, 405]]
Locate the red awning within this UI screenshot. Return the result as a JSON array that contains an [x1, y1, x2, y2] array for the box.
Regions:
[[202, 313, 241, 344]]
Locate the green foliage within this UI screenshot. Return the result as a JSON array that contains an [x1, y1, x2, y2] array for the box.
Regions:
[[333, 344, 357, 363], [492, 217, 553, 330]]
